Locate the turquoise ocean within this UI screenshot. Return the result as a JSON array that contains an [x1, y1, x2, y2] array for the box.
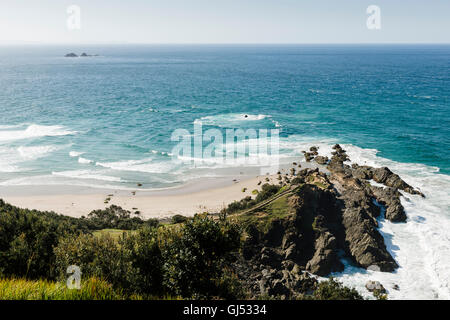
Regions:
[[0, 45, 449, 298]]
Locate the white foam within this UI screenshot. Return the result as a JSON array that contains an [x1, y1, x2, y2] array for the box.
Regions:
[[0, 145, 60, 172], [0, 124, 76, 142], [78, 157, 93, 164], [324, 143, 450, 300], [17, 145, 60, 160], [0, 175, 134, 190], [52, 170, 122, 182], [368, 179, 387, 188], [96, 158, 176, 174], [69, 151, 84, 157], [193, 113, 273, 127]]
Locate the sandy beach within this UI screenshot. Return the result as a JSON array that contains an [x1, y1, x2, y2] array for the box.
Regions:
[[0, 174, 286, 219]]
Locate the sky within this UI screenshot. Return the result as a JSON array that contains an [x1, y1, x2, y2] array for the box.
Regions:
[[0, 0, 449, 44]]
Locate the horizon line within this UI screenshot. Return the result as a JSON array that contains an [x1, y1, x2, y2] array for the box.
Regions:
[[1, 42, 450, 46]]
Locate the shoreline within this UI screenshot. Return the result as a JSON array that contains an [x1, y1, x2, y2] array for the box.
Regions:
[[0, 170, 297, 219], [0, 161, 320, 219]]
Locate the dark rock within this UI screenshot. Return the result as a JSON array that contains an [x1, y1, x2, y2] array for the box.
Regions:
[[306, 231, 344, 276], [314, 156, 329, 165], [64, 53, 78, 57], [303, 152, 315, 162], [340, 188, 398, 271], [371, 186, 407, 222], [284, 243, 297, 260], [351, 164, 424, 197], [269, 279, 290, 296], [79, 53, 99, 57]]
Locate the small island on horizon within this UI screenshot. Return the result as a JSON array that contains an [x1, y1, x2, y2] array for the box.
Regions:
[[65, 52, 99, 58]]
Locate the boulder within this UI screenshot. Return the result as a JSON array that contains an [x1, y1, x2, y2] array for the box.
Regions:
[[303, 152, 315, 162], [365, 280, 386, 293], [352, 165, 424, 197], [306, 231, 344, 276], [314, 156, 329, 165], [371, 186, 407, 222]]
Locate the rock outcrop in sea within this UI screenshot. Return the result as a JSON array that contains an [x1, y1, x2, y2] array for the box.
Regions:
[[64, 52, 99, 58]]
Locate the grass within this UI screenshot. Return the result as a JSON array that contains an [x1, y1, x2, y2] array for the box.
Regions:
[[232, 194, 292, 234], [92, 229, 131, 240], [313, 181, 330, 189], [265, 194, 290, 215], [0, 278, 131, 300]]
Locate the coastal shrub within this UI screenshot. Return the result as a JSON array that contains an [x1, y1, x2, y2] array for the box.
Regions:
[[224, 184, 282, 215], [225, 196, 256, 214], [120, 227, 163, 294], [291, 177, 304, 185], [85, 205, 145, 230], [162, 215, 242, 298], [145, 218, 160, 228], [373, 289, 388, 300], [255, 184, 281, 203], [0, 200, 83, 279], [171, 214, 188, 224], [53, 233, 142, 293], [54, 215, 243, 299], [310, 278, 364, 300]]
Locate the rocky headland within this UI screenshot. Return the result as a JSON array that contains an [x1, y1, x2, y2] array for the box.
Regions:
[[230, 144, 423, 299]]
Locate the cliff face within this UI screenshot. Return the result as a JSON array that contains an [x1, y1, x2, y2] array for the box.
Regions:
[[232, 144, 422, 299]]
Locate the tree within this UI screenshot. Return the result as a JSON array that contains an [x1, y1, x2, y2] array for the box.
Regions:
[[162, 215, 242, 298]]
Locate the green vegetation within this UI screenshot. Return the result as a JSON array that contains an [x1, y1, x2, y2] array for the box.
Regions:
[[53, 215, 242, 299], [231, 195, 292, 236], [224, 196, 256, 214], [0, 201, 155, 281], [54, 228, 163, 295], [0, 278, 129, 300], [224, 184, 282, 215], [162, 214, 242, 298], [85, 205, 153, 230], [171, 214, 188, 224], [0, 187, 365, 300], [93, 229, 130, 240], [373, 289, 388, 300], [312, 216, 321, 232], [255, 184, 281, 203], [306, 278, 364, 300], [265, 194, 289, 215], [0, 199, 81, 279]]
